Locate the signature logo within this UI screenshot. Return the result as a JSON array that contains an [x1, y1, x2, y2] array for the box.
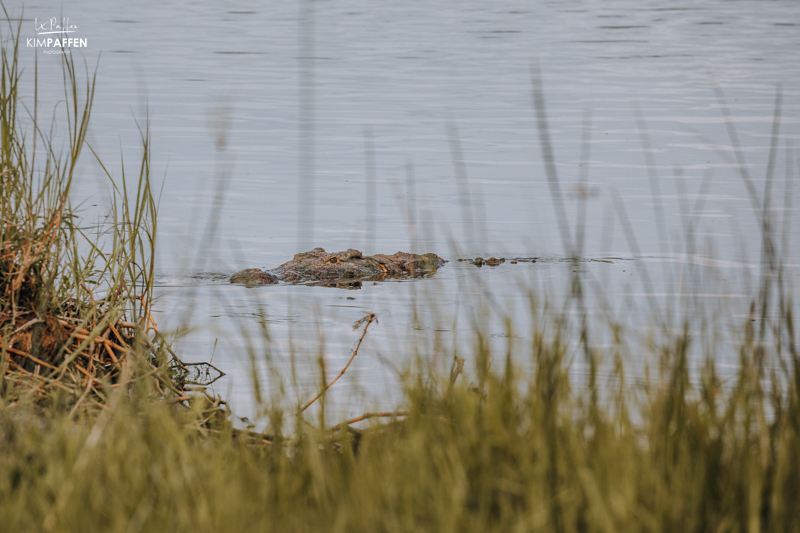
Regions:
[[27, 17, 88, 54], [35, 17, 78, 35]]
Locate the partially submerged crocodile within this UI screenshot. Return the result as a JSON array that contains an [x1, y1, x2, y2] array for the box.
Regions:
[[230, 248, 448, 287]]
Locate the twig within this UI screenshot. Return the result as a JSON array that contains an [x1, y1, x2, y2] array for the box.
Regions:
[[329, 411, 408, 432], [10, 317, 42, 336], [0, 343, 58, 371], [69, 331, 127, 352], [108, 323, 130, 349], [102, 341, 119, 364], [299, 313, 377, 413]]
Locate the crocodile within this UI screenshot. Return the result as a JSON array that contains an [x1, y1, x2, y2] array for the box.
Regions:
[[230, 248, 448, 288]]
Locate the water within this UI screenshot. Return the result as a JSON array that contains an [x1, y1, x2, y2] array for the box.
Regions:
[[8, 0, 800, 421]]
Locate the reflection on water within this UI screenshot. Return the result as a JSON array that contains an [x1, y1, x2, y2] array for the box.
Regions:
[[9, 0, 800, 419]]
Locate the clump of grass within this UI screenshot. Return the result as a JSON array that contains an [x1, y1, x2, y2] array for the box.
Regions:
[[0, 16, 195, 412], [1, 290, 799, 531]]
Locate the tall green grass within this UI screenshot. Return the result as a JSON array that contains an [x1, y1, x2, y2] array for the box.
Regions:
[[0, 14, 184, 410], [1, 15, 799, 533], [2, 294, 798, 531]]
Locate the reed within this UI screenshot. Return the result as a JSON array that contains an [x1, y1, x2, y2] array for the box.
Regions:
[[0, 14, 197, 414]]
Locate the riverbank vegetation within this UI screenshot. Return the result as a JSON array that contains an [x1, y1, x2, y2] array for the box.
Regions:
[[1, 20, 799, 533], [0, 15, 207, 414]]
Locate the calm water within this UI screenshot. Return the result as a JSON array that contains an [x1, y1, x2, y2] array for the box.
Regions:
[[8, 0, 800, 420]]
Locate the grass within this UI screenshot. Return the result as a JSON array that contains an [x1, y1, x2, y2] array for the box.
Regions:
[[2, 17, 800, 533], [0, 15, 200, 413], [2, 305, 799, 531]]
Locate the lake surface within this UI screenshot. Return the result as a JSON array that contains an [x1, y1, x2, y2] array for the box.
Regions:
[[8, 0, 800, 421]]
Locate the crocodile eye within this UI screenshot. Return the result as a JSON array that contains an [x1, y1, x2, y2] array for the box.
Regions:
[[329, 257, 338, 263]]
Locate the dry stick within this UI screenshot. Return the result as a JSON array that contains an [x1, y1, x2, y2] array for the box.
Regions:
[[107, 323, 129, 349], [299, 313, 377, 413], [57, 320, 128, 351], [69, 331, 127, 353], [54, 314, 114, 378], [99, 329, 120, 363], [0, 340, 59, 371], [139, 295, 159, 333], [147, 309, 158, 332], [69, 358, 99, 382], [329, 411, 408, 432], [102, 341, 119, 364], [10, 317, 42, 336]]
